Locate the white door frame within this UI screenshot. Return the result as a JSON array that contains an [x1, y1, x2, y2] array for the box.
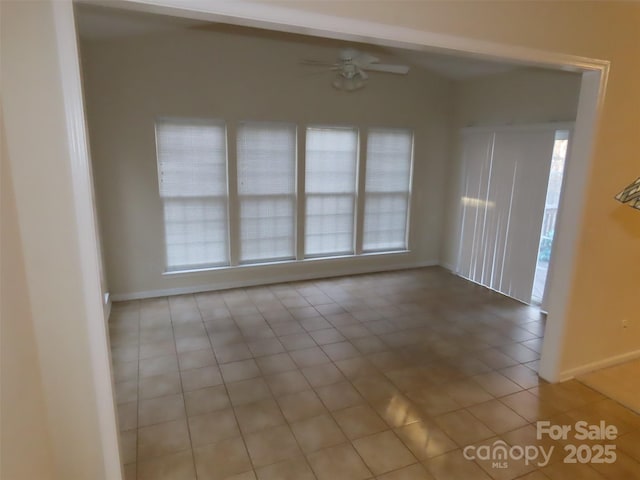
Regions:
[[53, 1, 608, 476]]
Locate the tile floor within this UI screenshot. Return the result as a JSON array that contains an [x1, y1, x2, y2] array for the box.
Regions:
[[110, 267, 640, 480]]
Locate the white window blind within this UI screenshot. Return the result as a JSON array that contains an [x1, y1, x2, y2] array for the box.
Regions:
[[305, 127, 358, 257], [237, 122, 297, 263], [156, 118, 229, 270], [363, 129, 413, 252]]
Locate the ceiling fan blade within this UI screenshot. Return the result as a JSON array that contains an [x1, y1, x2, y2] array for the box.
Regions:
[[300, 59, 339, 67], [353, 52, 379, 66], [364, 63, 410, 74]]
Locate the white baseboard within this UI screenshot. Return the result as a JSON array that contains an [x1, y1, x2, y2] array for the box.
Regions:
[[558, 348, 640, 381], [111, 260, 440, 301], [439, 262, 456, 273]]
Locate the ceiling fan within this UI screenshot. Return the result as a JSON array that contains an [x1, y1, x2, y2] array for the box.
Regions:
[[302, 48, 410, 91]]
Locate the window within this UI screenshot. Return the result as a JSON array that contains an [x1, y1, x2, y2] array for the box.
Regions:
[[237, 122, 297, 263], [305, 127, 358, 257], [363, 128, 413, 252], [155, 118, 414, 272], [156, 118, 229, 270]]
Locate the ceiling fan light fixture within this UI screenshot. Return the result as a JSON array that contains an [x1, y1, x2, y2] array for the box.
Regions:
[[332, 73, 366, 91]]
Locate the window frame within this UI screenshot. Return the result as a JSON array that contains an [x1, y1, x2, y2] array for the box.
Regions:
[[303, 124, 360, 259], [154, 116, 231, 272], [235, 120, 298, 265], [362, 126, 415, 253]]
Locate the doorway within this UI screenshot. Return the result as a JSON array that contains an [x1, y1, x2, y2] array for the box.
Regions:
[[532, 130, 570, 308], [454, 124, 572, 306]]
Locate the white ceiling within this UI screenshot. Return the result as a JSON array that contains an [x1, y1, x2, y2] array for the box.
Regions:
[[75, 5, 518, 80]]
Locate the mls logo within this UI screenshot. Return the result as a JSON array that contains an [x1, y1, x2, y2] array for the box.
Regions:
[[492, 461, 508, 469]]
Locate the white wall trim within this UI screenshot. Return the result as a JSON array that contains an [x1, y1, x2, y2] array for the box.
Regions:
[[52, 2, 122, 478], [111, 260, 440, 302], [538, 70, 609, 383], [559, 348, 640, 382], [439, 262, 457, 273], [92, 0, 609, 72]]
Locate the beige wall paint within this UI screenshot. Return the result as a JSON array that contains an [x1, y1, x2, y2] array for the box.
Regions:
[[263, 0, 640, 376], [451, 68, 581, 129], [2, 2, 112, 478], [81, 27, 453, 298], [0, 113, 56, 480], [440, 68, 582, 268]]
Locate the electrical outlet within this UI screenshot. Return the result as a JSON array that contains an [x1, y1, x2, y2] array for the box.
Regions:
[[622, 319, 630, 329]]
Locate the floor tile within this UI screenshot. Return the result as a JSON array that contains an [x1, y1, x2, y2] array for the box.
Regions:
[[352, 430, 416, 475], [315, 381, 364, 411], [178, 348, 217, 371], [118, 401, 138, 431], [139, 355, 179, 378], [279, 332, 317, 351], [442, 379, 494, 408], [290, 413, 347, 453], [138, 418, 191, 459], [137, 450, 196, 480], [140, 340, 176, 360], [423, 449, 492, 480], [265, 370, 310, 396], [215, 343, 253, 364], [395, 420, 458, 460], [227, 377, 272, 406], [332, 404, 388, 439], [306, 443, 372, 480], [467, 399, 528, 434], [120, 429, 137, 464], [433, 409, 494, 446], [180, 365, 223, 391], [184, 384, 230, 416], [244, 424, 302, 467], [376, 463, 435, 480], [193, 437, 252, 480], [139, 372, 182, 400], [188, 408, 241, 447], [234, 398, 286, 434], [289, 346, 331, 368], [277, 389, 327, 422], [471, 372, 523, 398], [138, 393, 185, 427], [220, 359, 261, 383], [255, 456, 315, 480], [255, 352, 297, 375], [301, 363, 345, 387]]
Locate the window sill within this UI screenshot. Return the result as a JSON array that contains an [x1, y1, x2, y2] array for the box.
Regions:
[[162, 250, 411, 277]]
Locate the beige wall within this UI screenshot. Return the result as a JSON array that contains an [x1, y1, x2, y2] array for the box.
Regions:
[[440, 68, 582, 268], [81, 27, 453, 298], [2, 2, 114, 478], [266, 0, 640, 377], [451, 68, 581, 129], [0, 113, 56, 480]]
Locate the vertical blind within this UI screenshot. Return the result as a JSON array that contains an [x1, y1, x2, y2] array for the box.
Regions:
[[456, 128, 556, 303], [237, 122, 297, 263], [156, 118, 229, 270], [363, 129, 413, 251], [305, 127, 358, 257]]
